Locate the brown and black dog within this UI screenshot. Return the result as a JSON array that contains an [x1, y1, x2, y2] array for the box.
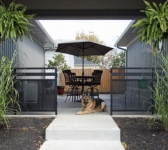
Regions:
[[76, 94, 107, 115]]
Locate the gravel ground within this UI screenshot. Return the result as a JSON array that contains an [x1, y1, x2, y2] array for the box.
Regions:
[[113, 117, 168, 150], [0, 117, 54, 150], [0, 117, 168, 150]]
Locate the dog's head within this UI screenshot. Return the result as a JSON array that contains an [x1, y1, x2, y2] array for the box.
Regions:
[[81, 94, 92, 107]]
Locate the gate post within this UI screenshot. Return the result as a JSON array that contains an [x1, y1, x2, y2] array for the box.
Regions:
[[54, 68, 57, 115], [110, 68, 113, 115]]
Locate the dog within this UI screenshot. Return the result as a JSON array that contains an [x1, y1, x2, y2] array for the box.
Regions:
[[76, 94, 107, 115]]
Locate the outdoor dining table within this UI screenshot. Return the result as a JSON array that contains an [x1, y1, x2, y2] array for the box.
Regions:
[[73, 75, 95, 94]]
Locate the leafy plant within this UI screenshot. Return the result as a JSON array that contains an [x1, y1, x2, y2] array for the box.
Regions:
[[0, 1, 34, 128], [132, 0, 168, 131], [0, 51, 20, 128], [122, 142, 127, 149], [75, 31, 105, 65], [46, 54, 70, 84], [112, 51, 125, 68], [0, 0, 34, 43], [132, 0, 168, 53], [149, 54, 168, 130]]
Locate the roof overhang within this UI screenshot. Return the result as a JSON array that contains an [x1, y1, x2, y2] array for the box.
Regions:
[[4, 0, 165, 20], [29, 20, 56, 50], [114, 20, 139, 48]]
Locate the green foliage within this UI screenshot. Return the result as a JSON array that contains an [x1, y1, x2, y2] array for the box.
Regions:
[[0, 1, 35, 43], [122, 142, 127, 149], [75, 31, 105, 64], [132, 0, 168, 51], [132, 0, 168, 130], [0, 51, 20, 128], [75, 31, 121, 68], [75, 31, 105, 45], [0, 1, 34, 128], [112, 51, 125, 68], [149, 54, 168, 131], [46, 53, 70, 75]]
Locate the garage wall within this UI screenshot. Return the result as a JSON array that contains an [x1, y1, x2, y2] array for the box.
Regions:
[[17, 35, 45, 67]]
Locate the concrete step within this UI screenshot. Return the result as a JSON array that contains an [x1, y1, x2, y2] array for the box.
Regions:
[[45, 113, 120, 141], [40, 140, 125, 150]]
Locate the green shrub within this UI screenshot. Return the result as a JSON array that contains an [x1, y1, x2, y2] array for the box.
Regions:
[[0, 1, 34, 42], [0, 0, 34, 128], [132, 0, 168, 131], [150, 54, 168, 131], [0, 51, 20, 128]]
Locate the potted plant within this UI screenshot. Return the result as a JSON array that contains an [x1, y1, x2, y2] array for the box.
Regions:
[[46, 53, 70, 95]]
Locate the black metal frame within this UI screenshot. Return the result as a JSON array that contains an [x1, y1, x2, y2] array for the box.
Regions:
[[110, 68, 157, 115], [13, 68, 57, 115]]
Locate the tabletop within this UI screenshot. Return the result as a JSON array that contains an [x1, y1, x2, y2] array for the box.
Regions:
[[74, 75, 94, 79], [72, 76, 95, 93]]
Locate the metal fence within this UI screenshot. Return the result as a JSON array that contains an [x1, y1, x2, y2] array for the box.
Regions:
[[110, 68, 156, 115], [14, 68, 57, 114], [13, 67, 160, 116]]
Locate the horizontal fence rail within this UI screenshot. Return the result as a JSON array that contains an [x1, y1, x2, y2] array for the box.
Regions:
[[110, 68, 157, 115], [12, 67, 160, 115], [14, 68, 57, 114]]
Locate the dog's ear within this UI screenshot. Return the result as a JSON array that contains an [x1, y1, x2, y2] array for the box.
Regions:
[[82, 93, 85, 97], [87, 92, 90, 97]]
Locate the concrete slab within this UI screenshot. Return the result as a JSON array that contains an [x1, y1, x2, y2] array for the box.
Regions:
[[46, 112, 120, 141], [41, 97, 125, 149], [40, 140, 125, 150]]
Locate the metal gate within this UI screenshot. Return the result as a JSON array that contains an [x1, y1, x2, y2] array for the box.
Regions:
[[14, 68, 58, 114], [110, 68, 155, 115]]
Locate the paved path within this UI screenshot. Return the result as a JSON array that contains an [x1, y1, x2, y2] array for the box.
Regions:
[[40, 106, 125, 150]]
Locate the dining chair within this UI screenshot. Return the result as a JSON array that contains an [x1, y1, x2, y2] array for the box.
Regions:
[[62, 70, 82, 102], [85, 70, 103, 99]]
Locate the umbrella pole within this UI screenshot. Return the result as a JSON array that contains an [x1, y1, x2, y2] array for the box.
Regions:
[[81, 57, 84, 94], [82, 56, 84, 76], [82, 46, 84, 94]]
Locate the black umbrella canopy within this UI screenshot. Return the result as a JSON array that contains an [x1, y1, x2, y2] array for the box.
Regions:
[[56, 40, 113, 56], [56, 40, 113, 78]]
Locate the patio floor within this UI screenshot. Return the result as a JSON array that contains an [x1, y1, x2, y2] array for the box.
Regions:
[[57, 94, 151, 116]]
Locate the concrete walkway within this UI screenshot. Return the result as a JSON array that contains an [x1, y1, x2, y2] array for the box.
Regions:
[[40, 95, 125, 150]]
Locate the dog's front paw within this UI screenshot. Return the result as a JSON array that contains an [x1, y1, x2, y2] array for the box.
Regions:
[[76, 111, 82, 115]]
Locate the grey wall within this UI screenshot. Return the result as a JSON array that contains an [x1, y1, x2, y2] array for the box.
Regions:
[[17, 35, 45, 67], [0, 38, 18, 66], [126, 38, 168, 68], [126, 39, 153, 68]]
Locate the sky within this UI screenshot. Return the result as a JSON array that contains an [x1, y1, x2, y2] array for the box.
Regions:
[[39, 20, 132, 48]]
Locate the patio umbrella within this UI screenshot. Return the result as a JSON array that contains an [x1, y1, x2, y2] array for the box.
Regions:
[[56, 40, 113, 76]]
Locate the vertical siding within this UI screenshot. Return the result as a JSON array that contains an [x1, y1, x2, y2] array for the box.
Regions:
[[0, 38, 18, 66], [18, 35, 45, 67], [127, 38, 168, 68], [127, 39, 153, 68], [0, 35, 45, 68]]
